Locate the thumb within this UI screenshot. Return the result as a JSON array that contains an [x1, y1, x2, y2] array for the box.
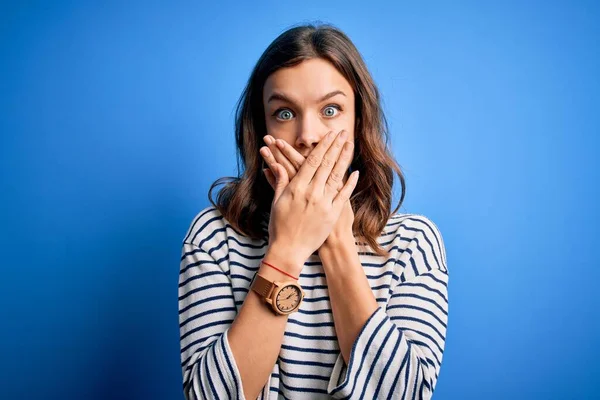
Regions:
[[272, 163, 289, 202], [263, 168, 275, 189]]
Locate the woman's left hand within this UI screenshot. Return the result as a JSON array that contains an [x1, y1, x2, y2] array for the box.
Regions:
[[260, 135, 356, 250]]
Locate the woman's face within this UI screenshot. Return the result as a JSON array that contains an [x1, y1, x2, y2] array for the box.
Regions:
[[262, 58, 356, 172]]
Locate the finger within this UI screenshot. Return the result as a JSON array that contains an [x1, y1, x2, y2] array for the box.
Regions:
[[263, 168, 275, 189], [260, 146, 278, 173], [274, 138, 305, 172], [323, 140, 355, 198], [263, 135, 296, 179], [311, 129, 350, 194], [332, 170, 360, 210], [271, 163, 289, 203], [295, 129, 339, 184]]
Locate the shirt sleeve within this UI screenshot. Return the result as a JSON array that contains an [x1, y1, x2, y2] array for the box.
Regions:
[[328, 215, 449, 400], [179, 211, 247, 400]]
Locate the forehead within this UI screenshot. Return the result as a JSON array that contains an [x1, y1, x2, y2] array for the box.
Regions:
[[263, 58, 354, 102]]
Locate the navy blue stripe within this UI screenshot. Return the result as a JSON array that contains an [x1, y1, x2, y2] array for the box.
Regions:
[[179, 294, 235, 315], [195, 226, 228, 256], [400, 281, 448, 304], [409, 255, 420, 277], [287, 319, 334, 328], [388, 304, 447, 328], [404, 217, 446, 271], [183, 207, 215, 243], [278, 378, 328, 394], [182, 334, 220, 368], [296, 308, 332, 316], [221, 334, 240, 398], [180, 319, 234, 348], [300, 272, 325, 278], [180, 244, 229, 274], [371, 283, 391, 291], [345, 316, 390, 399], [393, 315, 446, 341], [366, 271, 397, 280], [179, 270, 226, 288], [403, 328, 444, 355], [180, 253, 221, 274], [212, 340, 231, 399], [278, 356, 335, 368], [231, 273, 252, 282], [421, 270, 449, 285], [204, 346, 219, 398], [229, 247, 265, 260], [281, 344, 338, 354], [190, 214, 223, 245], [278, 366, 329, 381], [411, 356, 420, 400], [301, 284, 328, 290], [359, 325, 395, 399], [388, 215, 445, 272], [198, 354, 209, 400], [373, 326, 403, 399], [228, 234, 267, 249], [391, 292, 448, 316], [400, 346, 411, 400], [284, 331, 337, 341], [330, 307, 383, 395], [410, 339, 441, 366], [180, 306, 237, 329], [301, 296, 331, 303], [387, 342, 410, 400], [229, 260, 259, 272], [178, 282, 231, 301]]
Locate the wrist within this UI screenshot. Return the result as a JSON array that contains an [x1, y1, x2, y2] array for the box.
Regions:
[[321, 230, 355, 253], [264, 244, 306, 278]]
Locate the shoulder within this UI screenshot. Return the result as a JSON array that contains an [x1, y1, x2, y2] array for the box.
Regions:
[[386, 212, 448, 274], [182, 206, 229, 249]]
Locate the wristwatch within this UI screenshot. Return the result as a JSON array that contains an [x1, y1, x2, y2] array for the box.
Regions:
[[250, 272, 305, 315]]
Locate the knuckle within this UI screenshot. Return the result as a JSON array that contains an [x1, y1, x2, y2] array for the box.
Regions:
[[306, 190, 319, 204], [321, 157, 334, 168], [329, 170, 343, 182], [325, 180, 338, 191], [306, 154, 320, 168], [289, 184, 301, 197]]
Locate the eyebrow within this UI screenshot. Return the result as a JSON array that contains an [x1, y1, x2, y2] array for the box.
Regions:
[[266, 90, 346, 105]]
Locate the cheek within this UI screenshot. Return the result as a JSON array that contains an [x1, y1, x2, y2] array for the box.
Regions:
[[325, 112, 355, 136], [264, 120, 294, 141]]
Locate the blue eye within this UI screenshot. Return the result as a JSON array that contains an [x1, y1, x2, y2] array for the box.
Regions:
[[323, 105, 341, 117], [274, 109, 294, 120]]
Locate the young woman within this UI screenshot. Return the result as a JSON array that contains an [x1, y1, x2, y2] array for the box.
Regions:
[[179, 23, 449, 400]]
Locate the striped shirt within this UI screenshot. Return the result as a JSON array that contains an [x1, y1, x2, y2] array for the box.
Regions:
[[179, 206, 449, 399]]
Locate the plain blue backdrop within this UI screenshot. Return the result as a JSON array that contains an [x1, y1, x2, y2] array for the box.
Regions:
[[1, 1, 598, 399]]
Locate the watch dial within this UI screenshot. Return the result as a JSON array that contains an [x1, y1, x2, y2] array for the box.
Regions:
[[276, 285, 301, 312]]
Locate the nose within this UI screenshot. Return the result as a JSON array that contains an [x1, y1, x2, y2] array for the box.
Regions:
[[294, 113, 330, 155]]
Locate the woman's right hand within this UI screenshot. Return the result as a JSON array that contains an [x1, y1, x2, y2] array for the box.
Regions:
[[260, 129, 359, 274]]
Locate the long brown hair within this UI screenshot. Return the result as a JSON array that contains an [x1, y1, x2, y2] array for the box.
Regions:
[[208, 23, 405, 257]]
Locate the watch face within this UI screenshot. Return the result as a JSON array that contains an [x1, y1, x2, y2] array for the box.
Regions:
[[275, 284, 302, 313]]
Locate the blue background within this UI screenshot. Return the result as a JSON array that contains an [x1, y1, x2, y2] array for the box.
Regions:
[[1, 1, 598, 399]]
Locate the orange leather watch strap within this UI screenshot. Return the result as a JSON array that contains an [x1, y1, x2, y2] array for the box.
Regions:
[[251, 273, 275, 299]]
